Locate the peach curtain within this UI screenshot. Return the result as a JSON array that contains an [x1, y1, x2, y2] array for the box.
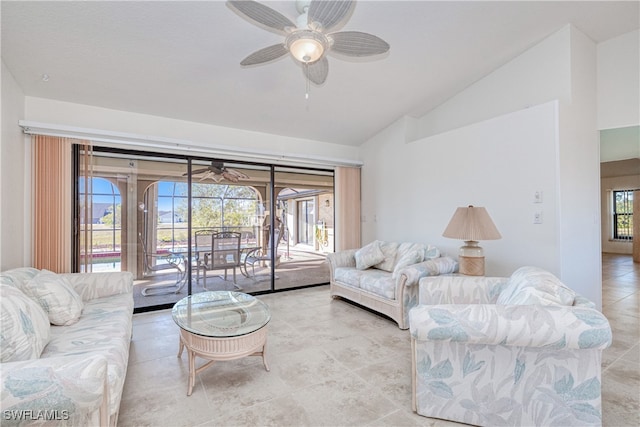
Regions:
[[32, 136, 92, 273], [334, 166, 361, 251], [32, 135, 73, 272]]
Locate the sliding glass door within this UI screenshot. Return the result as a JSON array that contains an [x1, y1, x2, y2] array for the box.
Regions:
[[272, 167, 334, 290], [188, 160, 273, 294], [76, 148, 334, 311]]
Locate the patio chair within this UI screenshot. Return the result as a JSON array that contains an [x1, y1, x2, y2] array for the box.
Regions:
[[202, 231, 242, 289], [193, 229, 215, 283], [139, 233, 186, 296], [242, 228, 281, 278]]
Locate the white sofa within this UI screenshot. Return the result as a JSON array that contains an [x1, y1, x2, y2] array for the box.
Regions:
[[1, 267, 134, 426], [327, 240, 457, 329], [410, 267, 612, 426]]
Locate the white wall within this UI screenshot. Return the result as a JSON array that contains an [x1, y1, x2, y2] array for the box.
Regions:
[[408, 25, 572, 141], [361, 102, 560, 277], [556, 26, 601, 302], [361, 25, 603, 307], [1, 60, 28, 270], [597, 30, 640, 130]]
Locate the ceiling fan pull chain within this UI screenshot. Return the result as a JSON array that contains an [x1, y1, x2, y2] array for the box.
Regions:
[[305, 62, 311, 100]]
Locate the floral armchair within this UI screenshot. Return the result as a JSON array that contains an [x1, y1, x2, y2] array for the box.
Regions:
[[409, 267, 612, 426]]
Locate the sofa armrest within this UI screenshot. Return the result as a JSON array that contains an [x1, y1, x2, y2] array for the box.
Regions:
[[417, 275, 509, 305], [59, 272, 133, 302], [399, 257, 458, 288], [1, 354, 109, 426], [326, 249, 358, 270], [409, 304, 612, 350]]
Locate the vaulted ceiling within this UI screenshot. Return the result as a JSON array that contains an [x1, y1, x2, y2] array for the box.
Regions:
[[2, 1, 638, 146]]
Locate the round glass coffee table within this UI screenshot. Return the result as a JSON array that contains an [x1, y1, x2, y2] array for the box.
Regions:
[[172, 291, 270, 395]]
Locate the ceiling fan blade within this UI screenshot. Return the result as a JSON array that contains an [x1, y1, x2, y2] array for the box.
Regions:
[[197, 171, 217, 182], [308, 0, 355, 32], [222, 172, 240, 183], [189, 167, 211, 175], [227, 0, 295, 35], [240, 44, 288, 66], [304, 57, 329, 85], [227, 168, 250, 180], [329, 31, 390, 56]]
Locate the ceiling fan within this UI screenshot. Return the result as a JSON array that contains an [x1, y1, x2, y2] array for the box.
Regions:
[[185, 161, 250, 183], [227, 0, 390, 85]]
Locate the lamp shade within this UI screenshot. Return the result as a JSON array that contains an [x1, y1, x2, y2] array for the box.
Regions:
[[442, 206, 501, 241]]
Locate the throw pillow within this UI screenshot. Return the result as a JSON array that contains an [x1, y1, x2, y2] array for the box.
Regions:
[[374, 241, 400, 272], [355, 241, 386, 270], [0, 267, 41, 292], [23, 270, 84, 326], [1, 284, 51, 362], [423, 245, 441, 260], [497, 266, 576, 306], [391, 249, 424, 279]]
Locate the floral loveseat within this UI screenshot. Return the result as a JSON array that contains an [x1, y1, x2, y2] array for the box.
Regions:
[[409, 267, 612, 426], [327, 240, 457, 329], [1, 267, 134, 426]]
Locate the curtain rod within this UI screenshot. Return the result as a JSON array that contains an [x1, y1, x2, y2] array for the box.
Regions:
[[18, 120, 363, 169]]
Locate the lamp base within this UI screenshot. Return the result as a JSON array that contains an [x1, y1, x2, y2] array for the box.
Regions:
[[458, 241, 485, 276], [459, 255, 485, 276]]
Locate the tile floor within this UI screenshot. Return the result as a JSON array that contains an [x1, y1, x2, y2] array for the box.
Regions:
[[118, 254, 639, 426]]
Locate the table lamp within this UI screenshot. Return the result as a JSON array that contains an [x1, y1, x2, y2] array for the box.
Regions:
[[442, 205, 501, 276]]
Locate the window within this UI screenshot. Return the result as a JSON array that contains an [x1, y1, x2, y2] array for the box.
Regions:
[[79, 177, 122, 271], [613, 190, 633, 240]]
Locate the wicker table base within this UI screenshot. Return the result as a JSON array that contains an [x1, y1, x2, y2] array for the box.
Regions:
[[177, 326, 269, 396], [172, 291, 271, 396]]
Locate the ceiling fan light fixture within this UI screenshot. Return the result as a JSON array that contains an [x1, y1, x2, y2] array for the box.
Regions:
[[286, 30, 327, 63], [228, 0, 390, 85]]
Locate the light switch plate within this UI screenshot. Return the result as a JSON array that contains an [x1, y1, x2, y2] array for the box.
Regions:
[[533, 211, 543, 224], [534, 191, 543, 203]]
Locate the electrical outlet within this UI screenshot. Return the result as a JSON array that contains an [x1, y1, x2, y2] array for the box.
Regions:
[[533, 211, 543, 224]]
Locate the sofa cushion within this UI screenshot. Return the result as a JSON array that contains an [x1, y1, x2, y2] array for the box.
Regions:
[[497, 266, 576, 306], [41, 292, 133, 417], [396, 242, 426, 259], [355, 241, 385, 270], [23, 270, 84, 326], [1, 284, 51, 363], [374, 241, 400, 272], [360, 269, 396, 299], [334, 267, 365, 288]]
